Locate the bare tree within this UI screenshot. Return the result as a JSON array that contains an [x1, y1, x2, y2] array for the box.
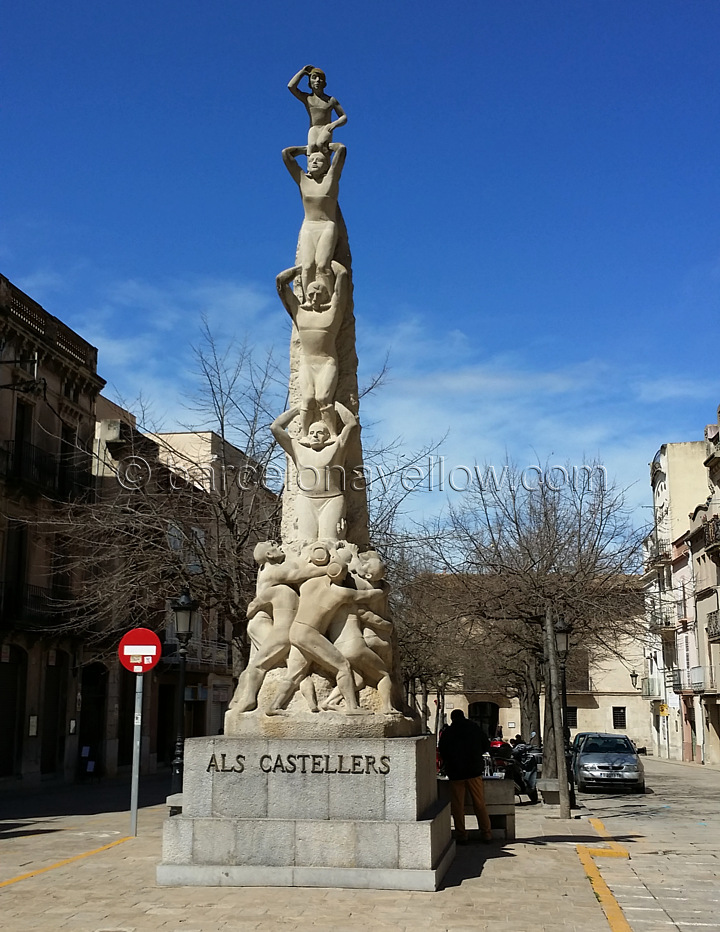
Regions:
[[44, 323, 443, 677], [43, 329, 285, 668], [417, 459, 646, 799]]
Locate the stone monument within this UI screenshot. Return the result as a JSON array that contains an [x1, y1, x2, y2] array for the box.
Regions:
[[157, 66, 454, 891]]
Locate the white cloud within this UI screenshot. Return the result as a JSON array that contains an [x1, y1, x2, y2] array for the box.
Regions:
[[6, 264, 703, 529]]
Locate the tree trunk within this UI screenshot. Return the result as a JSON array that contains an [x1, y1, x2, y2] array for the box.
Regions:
[[542, 671, 557, 779], [543, 607, 571, 819], [434, 686, 445, 736], [518, 654, 541, 741], [420, 680, 429, 733]]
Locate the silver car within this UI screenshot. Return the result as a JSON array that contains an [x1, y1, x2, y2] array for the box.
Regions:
[[573, 732, 645, 793]]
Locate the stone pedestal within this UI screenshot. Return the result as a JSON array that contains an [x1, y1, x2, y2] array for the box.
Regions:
[[157, 734, 454, 891]]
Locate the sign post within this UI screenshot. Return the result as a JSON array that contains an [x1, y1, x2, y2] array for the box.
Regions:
[[118, 628, 162, 836]]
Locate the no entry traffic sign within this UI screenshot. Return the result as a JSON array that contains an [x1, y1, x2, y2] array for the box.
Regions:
[[118, 627, 162, 674]]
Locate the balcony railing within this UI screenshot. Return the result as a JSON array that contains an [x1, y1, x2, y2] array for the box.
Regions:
[[646, 534, 672, 565], [641, 675, 664, 700], [707, 610, 720, 641], [649, 606, 676, 631], [163, 636, 232, 671], [690, 665, 718, 693], [0, 581, 66, 627], [671, 667, 690, 691], [0, 442, 93, 499], [6, 283, 99, 372], [0, 441, 59, 493], [705, 516, 720, 552], [671, 665, 718, 693]]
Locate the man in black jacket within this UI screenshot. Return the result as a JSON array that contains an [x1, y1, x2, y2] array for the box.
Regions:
[[438, 709, 493, 844]]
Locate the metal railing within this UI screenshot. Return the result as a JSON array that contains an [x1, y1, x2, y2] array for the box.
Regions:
[[0, 582, 65, 626], [6, 286, 99, 372], [0, 441, 93, 499], [0, 441, 59, 493], [671, 667, 689, 691], [671, 665, 718, 693], [707, 610, 720, 641], [690, 665, 718, 693], [646, 534, 672, 564], [705, 516, 720, 551], [641, 675, 664, 700], [649, 606, 676, 630]]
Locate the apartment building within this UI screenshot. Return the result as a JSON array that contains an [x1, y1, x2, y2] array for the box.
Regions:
[[1, 274, 269, 785], [0, 274, 105, 785], [641, 429, 720, 763]]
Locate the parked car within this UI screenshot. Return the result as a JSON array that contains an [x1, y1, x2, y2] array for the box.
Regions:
[[572, 732, 645, 793]]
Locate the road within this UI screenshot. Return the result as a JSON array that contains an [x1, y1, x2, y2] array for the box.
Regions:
[[0, 759, 717, 931], [580, 756, 720, 931]]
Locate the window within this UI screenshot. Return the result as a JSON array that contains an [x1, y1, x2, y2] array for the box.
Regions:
[[612, 707, 627, 730], [566, 706, 578, 729]]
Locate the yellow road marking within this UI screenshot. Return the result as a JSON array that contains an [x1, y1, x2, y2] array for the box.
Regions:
[[576, 818, 632, 932], [0, 836, 132, 887]]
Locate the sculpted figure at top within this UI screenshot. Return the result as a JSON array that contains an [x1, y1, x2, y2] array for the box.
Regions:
[[271, 401, 357, 542], [288, 65, 347, 152], [276, 260, 348, 438], [282, 142, 346, 299]]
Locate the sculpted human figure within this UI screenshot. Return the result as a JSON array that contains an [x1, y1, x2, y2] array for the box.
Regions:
[[322, 551, 403, 715], [276, 261, 348, 438], [282, 142, 346, 297], [267, 548, 387, 715], [271, 402, 357, 542], [230, 542, 330, 713], [288, 65, 347, 152]]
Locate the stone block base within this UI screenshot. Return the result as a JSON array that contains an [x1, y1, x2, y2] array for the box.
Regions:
[[157, 734, 453, 891], [157, 804, 454, 891]]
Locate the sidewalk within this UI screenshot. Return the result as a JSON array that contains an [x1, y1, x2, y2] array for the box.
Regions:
[[0, 779, 615, 932]]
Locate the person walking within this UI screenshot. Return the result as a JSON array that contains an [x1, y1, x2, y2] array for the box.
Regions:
[[438, 709, 493, 844]]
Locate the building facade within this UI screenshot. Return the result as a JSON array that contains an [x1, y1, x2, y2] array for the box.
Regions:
[[1, 274, 258, 787], [641, 430, 720, 764], [0, 274, 105, 785]]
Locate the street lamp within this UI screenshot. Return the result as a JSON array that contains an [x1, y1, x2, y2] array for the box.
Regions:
[[630, 670, 640, 690], [554, 617, 576, 808], [169, 588, 199, 813]]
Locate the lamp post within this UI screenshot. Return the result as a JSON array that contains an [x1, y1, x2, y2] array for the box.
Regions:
[[169, 588, 198, 814], [554, 617, 576, 809]]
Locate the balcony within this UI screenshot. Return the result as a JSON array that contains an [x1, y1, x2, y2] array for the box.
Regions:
[[646, 534, 672, 565], [641, 675, 664, 700], [0, 581, 66, 628], [690, 665, 718, 693], [0, 441, 59, 494], [0, 441, 93, 500], [705, 517, 720, 556], [707, 610, 720, 641], [671, 667, 690, 692], [671, 665, 718, 694], [163, 636, 232, 672], [648, 606, 676, 632], [6, 282, 99, 373]]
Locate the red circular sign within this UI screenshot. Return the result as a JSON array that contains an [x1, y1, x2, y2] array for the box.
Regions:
[[118, 627, 162, 674]]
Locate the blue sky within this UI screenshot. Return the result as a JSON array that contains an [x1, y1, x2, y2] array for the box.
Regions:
[[3, 1, 719, 523]]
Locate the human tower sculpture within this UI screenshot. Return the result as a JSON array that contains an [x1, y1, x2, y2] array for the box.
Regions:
[[225, 67, 411, 729]]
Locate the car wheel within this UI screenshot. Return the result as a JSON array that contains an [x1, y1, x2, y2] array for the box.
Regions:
[[632, 783, 645, 794], [576, 781, 586, 793]]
